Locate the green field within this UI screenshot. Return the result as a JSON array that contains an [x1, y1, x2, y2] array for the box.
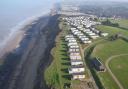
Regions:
[[92, 39, 128, 63], [100, 18, 128, 29], [90, 39, 128, 89], [89, 20, 128, 89], [109, 55, 128, 89], [110, 19, 128, 29], [96, 25, 128, 36]]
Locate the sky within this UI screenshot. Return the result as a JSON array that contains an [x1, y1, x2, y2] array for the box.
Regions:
[[0, 0, 61, 42], [61, 0, 128, 2], [0, 0, 61, 26], [0, 0, 127, 43]]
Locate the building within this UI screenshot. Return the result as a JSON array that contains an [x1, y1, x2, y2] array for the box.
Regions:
[[69, 48, 79, 53], [101, 33, 109, 37], [72, 72, 85, 80], [92, 58, 106, 71], [71, 60, 83, 66], [69, 65, 85, 74]]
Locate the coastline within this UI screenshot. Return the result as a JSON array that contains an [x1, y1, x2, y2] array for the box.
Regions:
[[0, 13, 49, 59], [0, 14, 60, 89], [0, 29, 25, 58]]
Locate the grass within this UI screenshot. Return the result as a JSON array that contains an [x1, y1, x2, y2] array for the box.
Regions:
[[109, 55, 128, 89], [96, 25, 128, 36], [99, 18, 128, 30], [110, 19, 128, 29], [92, 39, 128, 63], [45, 20, 71, 89], [91, 39, 128, 89], [91, 21, 128, 89]]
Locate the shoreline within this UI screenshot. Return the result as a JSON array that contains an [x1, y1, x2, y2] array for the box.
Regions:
[[0, 29, 25, 58], [0, 13, 49, 59], [7, 15, 50, 89], [0, 14, 60, 89], [0, 14, 50, 89]]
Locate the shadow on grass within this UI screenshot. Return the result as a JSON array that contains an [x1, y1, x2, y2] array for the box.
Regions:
[[60, 49, 67, 52], [61, 53, 68, 56], [61, 43, 67, 46], [61, 68, 69, 73], [61, 58, 69, 61], [63, 83, 71, 89], [62, 75, 71, 80], [61, 37, 65, 42], [62, 46, 68, 49], [61, 62, 71, 66]]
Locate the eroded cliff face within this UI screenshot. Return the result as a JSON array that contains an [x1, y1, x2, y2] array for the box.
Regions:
[[33, 15, 60, 89]]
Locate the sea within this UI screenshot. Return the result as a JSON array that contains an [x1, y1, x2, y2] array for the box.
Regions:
[[0, 0, 58, 48]]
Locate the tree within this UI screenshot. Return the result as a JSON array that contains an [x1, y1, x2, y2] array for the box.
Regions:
[[102, 19, 119, 27]]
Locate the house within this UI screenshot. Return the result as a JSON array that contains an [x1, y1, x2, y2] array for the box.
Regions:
[[68, 42, 78, 46], [69, 48, 79, 53], [90, 35, 99, 39], [69, 45, 79, 49], [69, 65, 85, 74], [70, 52, 80, 56], [88, 33, 96, 36], [65, 37, 75, 41], [71, 28, 76, 30], [77, 33, 84, 36], [70, 55, 82, 60], [71, 60, 83, 66], [73, 31, 81, 35], [83, 40, 92, 44], [92, 58, 106, 71], [83, 29, 90, 32], [77, 26, 83, 29], [65, 35, 74, 38], [72, 72, 85, 80], [101, 33, 108, 37], [79, 35, 86, 38], [92, 29, 100, 34], [86, 31, 93, 34], [80, 37, 89, 41], [68, 40, 76, 43]]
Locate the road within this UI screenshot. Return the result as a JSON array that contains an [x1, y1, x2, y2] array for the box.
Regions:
[[105, 54, 128, 89], [79, 44, 99, 89]]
